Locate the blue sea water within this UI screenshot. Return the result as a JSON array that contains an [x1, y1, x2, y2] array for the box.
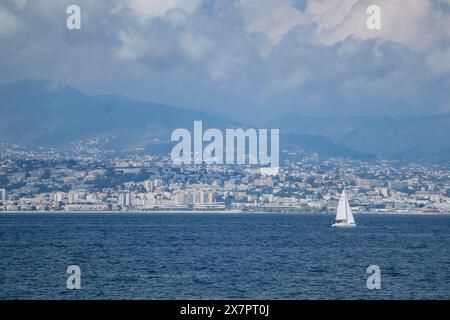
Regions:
[[0, 213, 449, 300]]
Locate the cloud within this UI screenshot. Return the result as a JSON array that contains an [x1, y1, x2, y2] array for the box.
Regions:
[[116, 0, 201, 23], [115, 31, 144, 60], [1, 0, 450, 121], [427, 48, 450, 76], [12, 0, 27, 10], [179, 33, 213, 61], [310, 0, 450, 53], [306, 0, 359, 32], [0, 7, 21, 39], [240, 0, 310, 46]]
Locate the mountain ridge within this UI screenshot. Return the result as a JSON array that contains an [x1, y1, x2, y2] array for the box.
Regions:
[[267, 112, 450, 160], [0, 79, 367, 159]]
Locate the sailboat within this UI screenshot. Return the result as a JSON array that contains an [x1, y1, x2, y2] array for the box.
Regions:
[[332, 188, 356, 228]]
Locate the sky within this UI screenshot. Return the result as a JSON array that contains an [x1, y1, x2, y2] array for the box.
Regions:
[[1, 0, 450, 123]]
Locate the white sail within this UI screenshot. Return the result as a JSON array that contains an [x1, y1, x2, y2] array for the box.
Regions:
[[332, 188, 356, 227], [336, 190, 347, 221], [344, 194, 355, 224]]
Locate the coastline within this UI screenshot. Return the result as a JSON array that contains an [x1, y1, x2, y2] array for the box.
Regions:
[[1, 210, 449, 215]]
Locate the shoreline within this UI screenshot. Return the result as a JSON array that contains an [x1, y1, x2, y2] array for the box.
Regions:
[[0, 210, 449, 215]]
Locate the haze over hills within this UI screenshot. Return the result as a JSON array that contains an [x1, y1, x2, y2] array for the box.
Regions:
[[268, 113, 450, 161], [1, 79, 447, 161], [0, 80, 365, 159], [0, 79, 230, 148]]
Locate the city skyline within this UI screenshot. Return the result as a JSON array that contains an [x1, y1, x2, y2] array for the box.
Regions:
[[1, 148, 449, 213]]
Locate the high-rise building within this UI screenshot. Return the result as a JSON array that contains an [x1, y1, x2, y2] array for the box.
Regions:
[[172, 190, 215, 205], [207, 192, 214, 204], [68, 191, 79, 204], [194, 190, 205, 204], [0, 189, 6, 202], [144, 180, 154, 192], [119, 193, 131, 207], [153, 179, 163, 188], [144, 179, 164, 192], [53, 192, 65, 202]]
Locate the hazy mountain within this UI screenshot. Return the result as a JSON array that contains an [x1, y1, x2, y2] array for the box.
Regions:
[[0, 79, 231, 148], [281, 134, 373, 159], [0, 80, 367, 159], [268, 113, 450, 160], [144, 133, 373, 159]]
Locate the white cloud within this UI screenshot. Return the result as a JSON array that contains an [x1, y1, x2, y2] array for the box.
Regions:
[[309, 0, 450, 53], [240, 0, 310, 46], [117, 0, 201, 23], [1, 0, 450, 119], [115, 30, 149, 60], [207, 54, 245, 81], [306, 0, 359, 32], [0, 7, 21, 39], [180, 33, 213, 61]]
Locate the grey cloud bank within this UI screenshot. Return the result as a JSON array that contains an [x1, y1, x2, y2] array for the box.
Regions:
[[0, 0, 450, 122]]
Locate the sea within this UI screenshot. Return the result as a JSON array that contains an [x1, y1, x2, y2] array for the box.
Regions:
[[0, 213, 449, 300]]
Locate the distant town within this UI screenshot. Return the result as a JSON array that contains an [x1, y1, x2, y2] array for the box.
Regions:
[[0, 143, 449, 214]]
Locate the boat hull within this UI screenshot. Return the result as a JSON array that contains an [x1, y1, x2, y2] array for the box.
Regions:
[[332, 222, 356, 228]]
